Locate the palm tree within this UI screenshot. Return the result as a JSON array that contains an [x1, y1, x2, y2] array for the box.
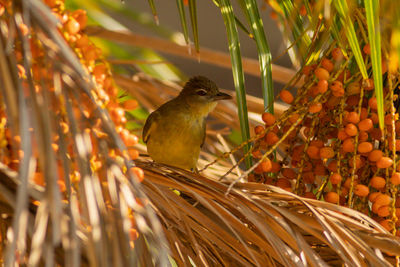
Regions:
[[0, 0, 400, 266]]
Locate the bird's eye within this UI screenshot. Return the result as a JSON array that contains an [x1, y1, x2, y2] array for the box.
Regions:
[[196, 89, 208, 96]]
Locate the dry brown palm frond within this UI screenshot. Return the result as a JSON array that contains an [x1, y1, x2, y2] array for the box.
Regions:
[[0, 1, 167, 266], [135, 158, 400, 266]]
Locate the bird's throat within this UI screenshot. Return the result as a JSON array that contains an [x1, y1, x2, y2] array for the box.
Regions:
[[189, 101, 218, 117]]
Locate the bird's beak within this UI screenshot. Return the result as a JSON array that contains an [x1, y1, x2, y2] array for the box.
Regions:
[[213, 91, 232, 101]]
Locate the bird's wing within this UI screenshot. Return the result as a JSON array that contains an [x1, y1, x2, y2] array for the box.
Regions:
[[200, 120, 206, 148], [142, 111, 160, 143]]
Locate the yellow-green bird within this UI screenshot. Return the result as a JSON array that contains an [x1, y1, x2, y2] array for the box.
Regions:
[[143, 76, 232, 170]]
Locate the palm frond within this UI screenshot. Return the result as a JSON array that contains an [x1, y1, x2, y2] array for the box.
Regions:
[[334, 0, 368, 80], [364, 0, 384, 129], [176, 0, 190, 44], [0, 0, 167, 265], [188, 0, 199, 53], [146, 0, 159, 25], [135, 158, 400, 266], [218, 0, 251, 168], [239, 0, 274, 113]]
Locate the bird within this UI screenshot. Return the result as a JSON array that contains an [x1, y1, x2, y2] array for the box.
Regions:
[[142, 76, 232, 170]]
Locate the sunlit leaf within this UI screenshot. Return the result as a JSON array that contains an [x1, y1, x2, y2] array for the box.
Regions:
[[364, 0, 384, 129], [277, 0, 311, 62], [147, 0, 159, 24], [335, 0, 368, 79], [239, 0, 274, 113], [218, 0, 251, 169], [212, 0, 254, 39], [391, 4, 400, 73], [188, 0, 199, 53], [176, 0, 190, 44]]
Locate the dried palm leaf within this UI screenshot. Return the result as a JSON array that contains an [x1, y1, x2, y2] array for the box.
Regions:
[[136, 158, 400, 266], [0, 1, 167, 265]]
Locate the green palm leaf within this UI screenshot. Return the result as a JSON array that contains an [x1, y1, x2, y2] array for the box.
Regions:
[[219, 0, 251, 168], [364, 0, 384, 130], [176, 0, 190, 44], [239, 0, 274, 113]]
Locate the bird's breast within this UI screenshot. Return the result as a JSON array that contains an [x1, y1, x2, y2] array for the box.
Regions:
[[146, 112, 205, 169]]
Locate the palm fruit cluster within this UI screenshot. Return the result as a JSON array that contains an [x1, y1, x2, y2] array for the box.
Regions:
[[250, 44, 400, 234], [0, 0, 142, 244]]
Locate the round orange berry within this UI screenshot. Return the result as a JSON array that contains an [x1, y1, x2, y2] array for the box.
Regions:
[[368, 97, 378, 110], [363, 44, 371, 55], [337, 128, 349, 140], [317, 79, 328, 93], [123, 99, 138, 110], [261, 112, 276, 126], [330, 173, 342, 185], [345, 111, 360, 124], [347, 82, 361, 95], [279, 90, 294, 104], [321, 58, 334, 72], [128, 148, 139, 160], [314, 67, 330, 80], [282, 168, 297, 180], [331, 48, 343, 61], [363, 78, 374, 91], [306, 145, 320, 159], [377, 205, 390, 217], [303, 171, 315, 183], [342, 138, 355, 153], [358, 131, 369, 142], [358, 118, 373, 132], [309, 103, 322, 113], [354, 184, 369, 197], [358, 142, 373, 153], [265, 132, 279, 145], [327, 160, 338, 172], [66, 17, 80, 34], [370, 113, 379, 124], [325, 192, 339, 204], [390, 172, 400, 185], [270, 162, 281, 173], [130, 167, 144, 182], [369, 192, 381, 202], [302, 65, 314, 76], [376, 157, 393, 169], [254, 125, 264, 135], [260, 158, 272, 172], [368, 150, 383, 162], [288, 113, 300, 124], [370, 176, 386, 189], [345, 123, 358, 136], [375, 194, 391, 206], [320, 147, 335, 159], [330, 81, 343, 92]]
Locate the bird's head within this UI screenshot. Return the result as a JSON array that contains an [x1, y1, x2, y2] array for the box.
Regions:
[[179, 76, 232, 104], [178, 76, 232, 116]]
